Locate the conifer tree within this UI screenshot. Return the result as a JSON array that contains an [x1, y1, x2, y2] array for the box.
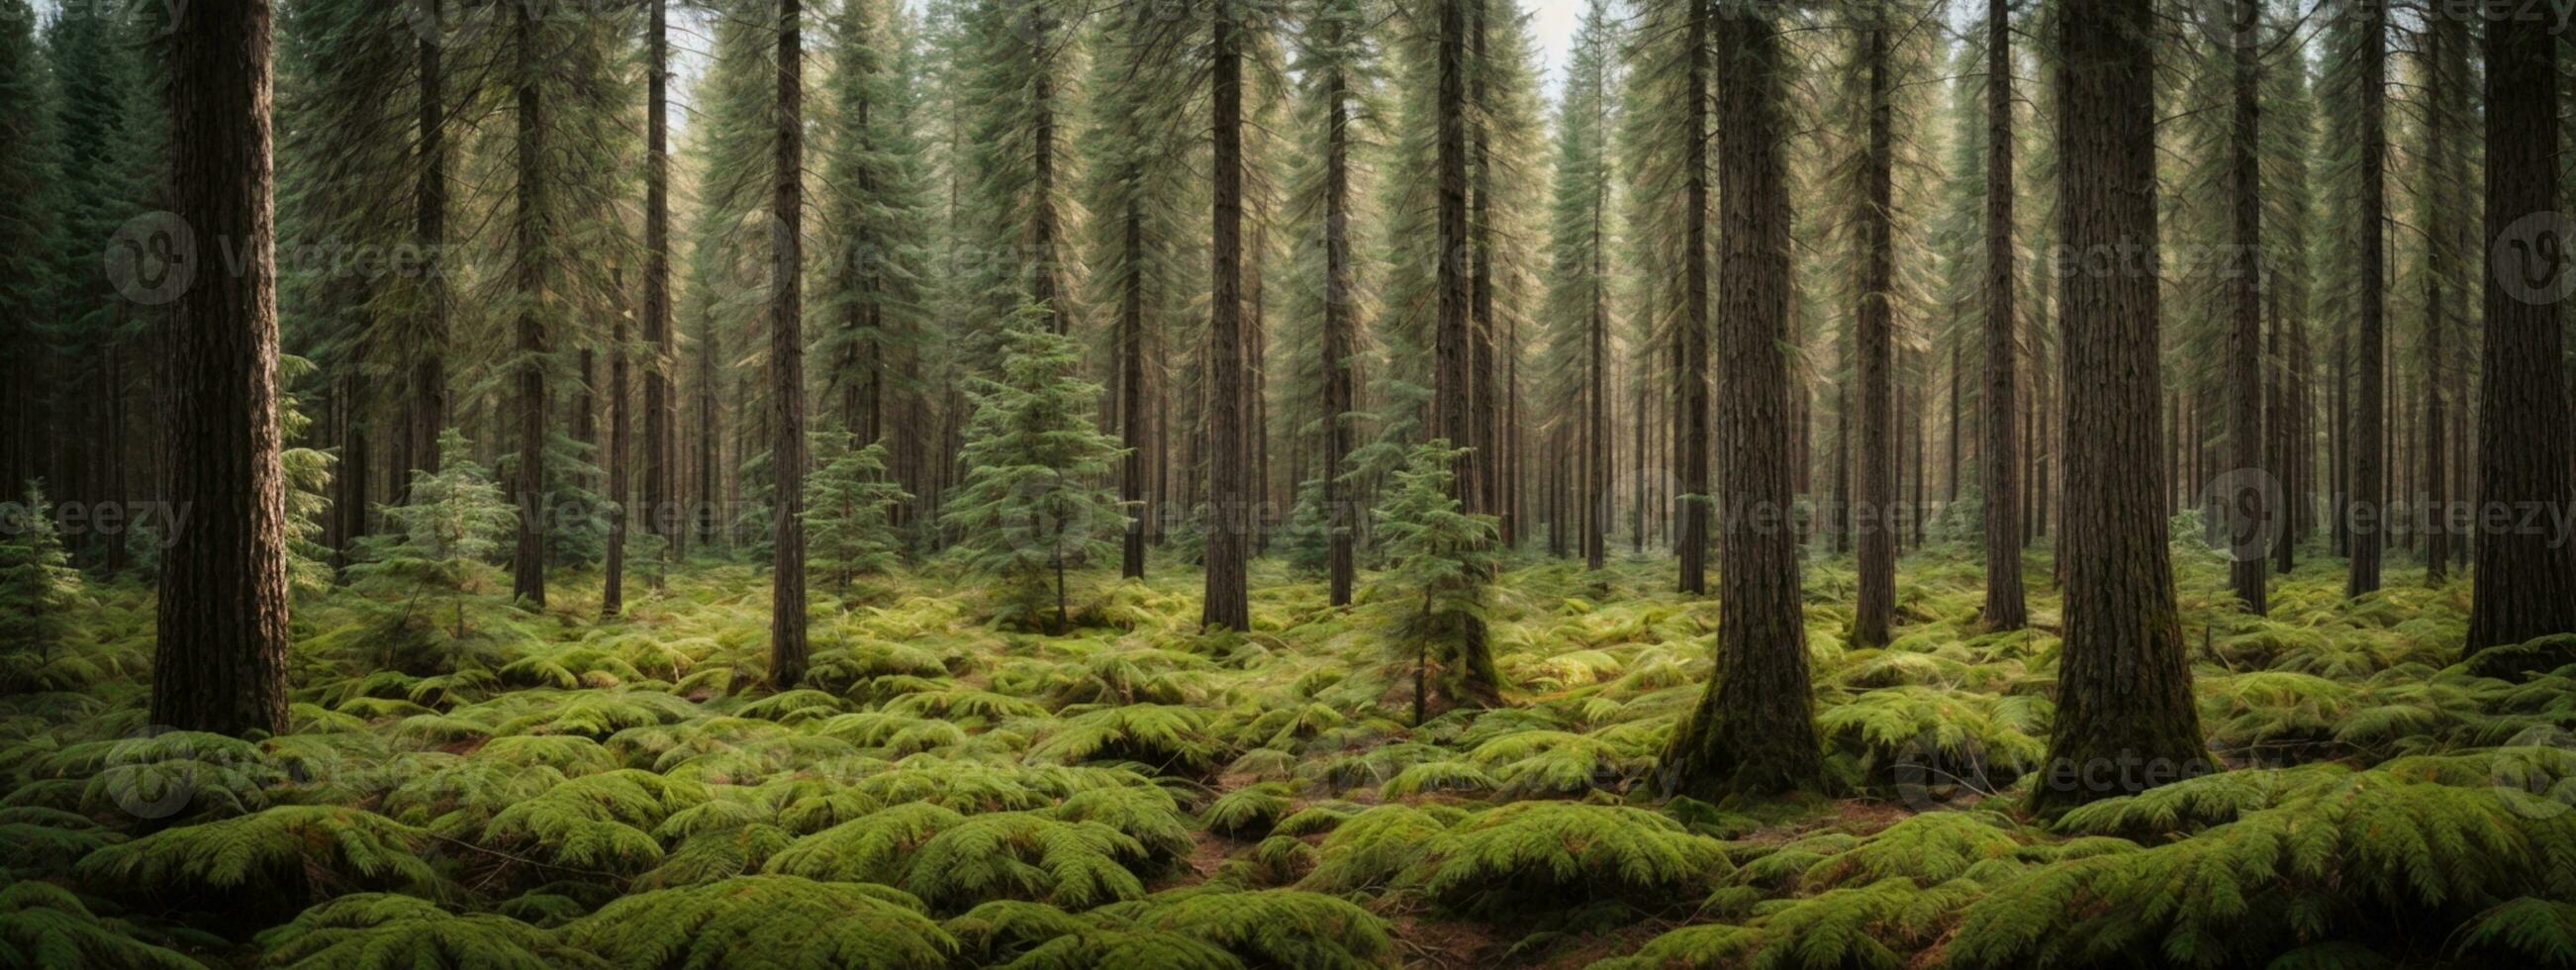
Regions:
[[1373, 439, 1501, 725], [0, 0, 55, 492], [350, 431, 518, 641], [803, 434, 912, 595], [940, 306, 1129, 633], [1535, 0, 1618, 573], [0, 483, 82, 663]]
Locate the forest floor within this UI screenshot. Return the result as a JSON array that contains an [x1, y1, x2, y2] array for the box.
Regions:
[[6, 534, 2576, 967]]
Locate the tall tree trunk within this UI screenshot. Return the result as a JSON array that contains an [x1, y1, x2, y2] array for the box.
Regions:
[[510, 0, 547, 608], [2225, 0, 2268, 611], [1664, 4, 1820, 798], [1854, 18, 1895, 645], [1584, 101, 1610, 573], [1120, 196, 1149, 580], [2346, 0, 2386, 598], [2033, 0, 2207, 814], [1467, 0, 1496, 523], [1201, 0, 1251, 632], [2467, 8, 2576, 653], [645, 0, 676, 556], [1674, 0, 1712, 595], [606, 273, 629, 616], [1980, 0, 2025, 630], [769, 0, 810, 686], [1322, 24, 1358, 603], [408, 28, 447, 493], [153, 0, 289, 737]]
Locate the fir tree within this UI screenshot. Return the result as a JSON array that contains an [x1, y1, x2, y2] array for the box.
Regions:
[[940, 305, 1130, 633], [804, 433, 913, 595], [0, 483, 82, 667], [1373, 439, 1502, 725], [349, 431, 519, 642]]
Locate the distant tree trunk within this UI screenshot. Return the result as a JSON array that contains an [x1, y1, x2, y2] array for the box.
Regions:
[[645, 0, 676, 558], [1120, 196, 1149, 580], [2467, 9, 2576, 653], [1584, 116, 1610, 572], [510, 0, 547, 608], [2270, 280, 2298, 576], [2033, 0, 2207, 814], [1854, 18, 1895, 645], [1663, 4, 1820, 798], [408, 27, 447, 493], [1674, 0, 1711, 596], [2346, 0, 2386, 598], [1832, 379, 1851, 554], [769, 0, 810, 686], [152, 0, 289, 737], [1201, 0, 1251, 632], [1322, 21, 1358, 603], [2226, 0, 2268, 612], [1980, 0, 2025, 630], [606, 270, 629, 617]]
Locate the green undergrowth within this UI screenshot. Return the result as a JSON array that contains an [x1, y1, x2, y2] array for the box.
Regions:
[[4, 544, 2572, 967]]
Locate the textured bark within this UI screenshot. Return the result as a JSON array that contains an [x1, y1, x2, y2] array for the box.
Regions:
[[2033, 0, 2208, 815], [2466, 11, 2576, 652], [1662, 6, 1821, 798], [407, 29, 447, 492], [770, 0, 810, 686], [1322, 25, 1358, 604], [510, 0, 547, 607], [605, 279, 628, 617], [644, 0, 676, 553], [1853, 20, 1894, 645], [1120, 197, 1149, 580], [1201, 0, 1250, 632], [2346, 0, 2386, 598], [2226, 0, 2267, 612], [1674, 0, 1711, 596], [1467, 0, 1497, 524], [153, 0, 289, 737], [1980, 0, 2025, 630]]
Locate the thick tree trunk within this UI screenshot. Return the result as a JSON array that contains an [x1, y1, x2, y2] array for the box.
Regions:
[[1663, 6, 1821, 798], [2033, 0, 2208, 815], [1980, 0, 2025, 630], [1201, 0, 1251, 632], [510, 0, 547, 608], [2467, 11, 2576, 653], [1674, 0, 1711, 596], [769, 0, 810, 686], [2226, 0, 2268, 611], [153, 0, 289, 737], [2346, 0, 2386, 598], [1854, 20, 1895, 645]]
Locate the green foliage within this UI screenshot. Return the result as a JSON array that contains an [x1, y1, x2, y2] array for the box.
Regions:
[[347, 431, 519, 643], [938, 304, 1130, 631], [78, 807, 434, 901], [0, 880, 202, 969], [0, 484, 82, 679], [256, 894, 600, 969], [803, 434, 913, 593], [562, 876, 955, 968], [1422, 802, 1732, 917], [1372, 440, 1502, 715]]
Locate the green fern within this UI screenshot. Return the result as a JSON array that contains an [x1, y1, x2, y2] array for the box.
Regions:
[[480, 769, 708, 871], [1420, 802, 1732, 917], [78, 806, 434, 900], [0, 879, 203, 969], [1202, 783, 1292, 838], [255, 894, 601, 969], [2456, 898, 2576, 968], [561, 875, 955, 968]]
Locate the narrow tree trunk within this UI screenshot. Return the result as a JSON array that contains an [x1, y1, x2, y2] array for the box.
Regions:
[[153, 0, 289, 737], [408, 27, 447, 493], [2034, 0, 2207, 814], [2467, 9, 2576, 653], [605, 273, 629, 617], [1980, 0, 2025, 629], [1322, 25, 1358, 603], [2226, 0, 2268, 611], [645, 0, 676, 557], [1854, 19, 1895, 645], [510, 0, 547, 607], [1201, 0, 1251, 632], [1664, 4, 1821, 798], [2346, 0, 2386, 598], [1674, 0, 1712, 596], [1120, 196, 1149, 580], [769, 0, 810, 686]]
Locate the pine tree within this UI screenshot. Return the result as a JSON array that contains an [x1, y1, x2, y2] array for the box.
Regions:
[[350, 431, 518, 641], [940, 306, 1129, 633], [0, 0, 59, 494], [0, 483, 82, 665], [803, 434, 912, 595], [1373, 439, 1501, 725]]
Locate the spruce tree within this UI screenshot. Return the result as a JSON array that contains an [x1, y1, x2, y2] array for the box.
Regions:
[[0, 483, 82, 666], [803, 434, 912, 595], [350, 431, 518, 642], [940, 306, 1129, 633], [1373, 439, 1501, 725]]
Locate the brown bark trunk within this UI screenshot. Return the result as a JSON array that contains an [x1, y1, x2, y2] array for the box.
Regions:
[[1201, 0, 1251, 632], [645, 0, 676, 554], [510, 0, 547, 607], [153, 0, 289, 737], [1981, 0, 2025, 629], [1854, 19, 1895, 645], [770, 0, 810, 685], [2346, 0, 2386, 597], [1674, 0, 1712, 595], [2226, 0, 2268, 612], [1322, 25, 1358, 603]]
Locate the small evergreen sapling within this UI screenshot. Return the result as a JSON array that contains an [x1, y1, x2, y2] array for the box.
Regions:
[[803, 433, 913, 595], [349, 431, 520, 641], [939, 305, 1130, 632], [0, 483, 84, 682], [1372, 440, 1503, 724]]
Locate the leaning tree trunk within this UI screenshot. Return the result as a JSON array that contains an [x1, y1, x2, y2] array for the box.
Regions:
[[2466, 9, 2576, 653], [1201, 0, 1251, 632], [1979, 0, 2025, 630], [2033, 0, 2208, 815], [769, 0, 810, 686], [152, 0, 289, 737], [1662, 4, 1821, 799], [1854, 17, 1895, 645], [2346, 0, 2386, 598], [2225, 0, 2267, 612], [510, 0, 547, 608]]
